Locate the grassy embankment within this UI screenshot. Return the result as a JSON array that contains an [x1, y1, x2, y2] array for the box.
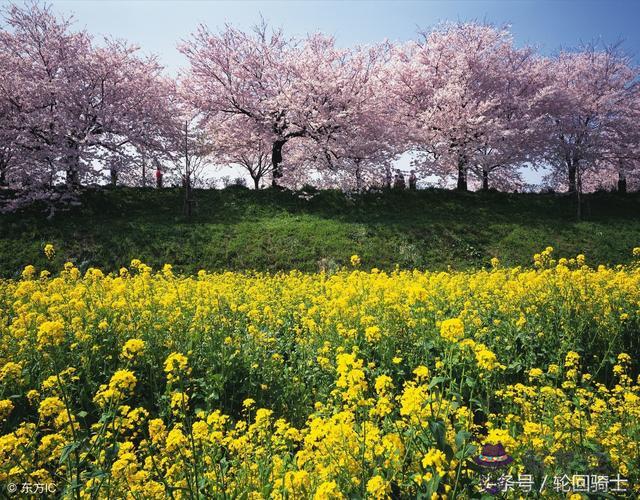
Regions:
[[1, 186, 639, 276]]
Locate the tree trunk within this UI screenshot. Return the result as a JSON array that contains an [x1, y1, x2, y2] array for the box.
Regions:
[[576, 164, 582, 221], [456, 158, 467, 191], [567, 163, 576, 193], [184, 120, 193, 218], [66, 159, 80, 188], [48, 161, 55, 188], [65, 139, 81, 188], [110, 168, 118, 187], [355, 162, 362, 191], [0, 164, 6, 187], [184, 174, 192, 217], [252, 174, 261, 190], [618, 170, 627, 193], [271, 140, 286, 187], [482, 169, 489, 191], [141, 156, 147, 188], [384, 166, 392, 189]]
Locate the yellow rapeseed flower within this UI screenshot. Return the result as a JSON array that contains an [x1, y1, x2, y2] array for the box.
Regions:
[[440, 318, 464, 342], [44, 244, 55, 260], [366, 475, 389, 499]]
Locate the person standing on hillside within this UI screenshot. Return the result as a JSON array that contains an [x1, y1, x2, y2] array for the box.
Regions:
[[155, 166, 163, 189], [384, 167, 392, 189], [394, 169, 406, 189], [409, 170, 417, 190]]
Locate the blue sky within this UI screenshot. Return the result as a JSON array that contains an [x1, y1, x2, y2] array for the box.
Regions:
[[22, 0, 640, 73]]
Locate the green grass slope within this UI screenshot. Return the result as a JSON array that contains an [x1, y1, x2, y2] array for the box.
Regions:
[[1, 187, 639, 277]]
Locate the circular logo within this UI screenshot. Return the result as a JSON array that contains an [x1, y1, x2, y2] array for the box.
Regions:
[[7, 483, 17, 494]]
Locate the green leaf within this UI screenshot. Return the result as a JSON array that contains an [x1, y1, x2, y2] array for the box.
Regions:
[[428, 376, 446, 389], [507, 360, 522, 371], [454, 443, 477, 460], [455, 429, 471, 449], [429, 420, 446, 450], [59, 441, 80, 465]]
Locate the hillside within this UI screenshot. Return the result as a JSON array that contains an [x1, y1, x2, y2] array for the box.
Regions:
[[1, 187, 639, 277]]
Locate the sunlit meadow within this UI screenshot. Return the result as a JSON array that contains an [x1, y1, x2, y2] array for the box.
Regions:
[[0, 246, 639, 498]]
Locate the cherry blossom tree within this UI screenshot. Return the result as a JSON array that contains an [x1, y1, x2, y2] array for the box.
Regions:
[[0, 1, 86, 189], [164, 113, 214, 190], [180, 22, 303, 186], [206, 114, 273, 189], [0, 76, 18, 187], [180, 23, 393, 188], [542, 44, 640, 193], [0, 1, 177, 195], [299, 43, 399, 190], [393, 23, 547, 191], [2, 3, 639, 202], [598, 86, 640, 193], [468, 49, 550, 191]]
